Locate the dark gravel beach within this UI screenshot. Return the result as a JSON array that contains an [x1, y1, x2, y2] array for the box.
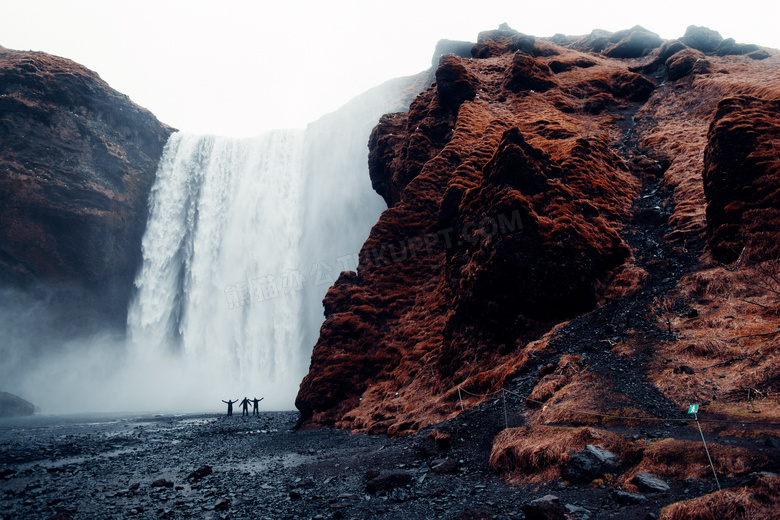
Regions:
[[0, 405, 720, 520]]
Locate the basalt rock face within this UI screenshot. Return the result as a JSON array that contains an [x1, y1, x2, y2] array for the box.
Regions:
[[297, 23, 780, 439], [0, 47, 173, 324]]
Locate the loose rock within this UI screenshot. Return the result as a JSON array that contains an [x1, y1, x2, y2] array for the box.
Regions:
[[632, 472, 670, 493], [365, 470, 413, 493], [522, 494, 566, 520]]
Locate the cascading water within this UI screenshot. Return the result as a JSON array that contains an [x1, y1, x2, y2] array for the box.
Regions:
[[127, 131, 309, 410], [123, 73, 424, 413]]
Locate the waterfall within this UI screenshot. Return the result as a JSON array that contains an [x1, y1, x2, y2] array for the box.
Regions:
[[125, 74, 424, 412], [127, 130, 310, 410]]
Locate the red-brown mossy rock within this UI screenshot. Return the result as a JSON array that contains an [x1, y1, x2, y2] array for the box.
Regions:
[[666, 49, 712, 81], [703, 95, 780, 263], [435, 55, 479, 111], [297, 31, 657, 435], [583, 92, 616, 114], [657, 40, 689, 63], [504, 53, 557, 93], [472, 23, 536, 59], [659, 474, 780, 520], [608, 70, 655, 102], [603, 26, 663, 59], [444, 130, 630, 327], [569, 70, 654, 104], [368, 86, 454, 207], [548, 57, 596, 74]]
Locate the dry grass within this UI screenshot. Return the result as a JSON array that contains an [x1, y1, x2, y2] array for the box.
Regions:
[[649, 262, 780, 425], [489, 425, 624, 483], [623, 438, 771, 485], [526, 367, 654, 427], [660, 474, 780, 520]]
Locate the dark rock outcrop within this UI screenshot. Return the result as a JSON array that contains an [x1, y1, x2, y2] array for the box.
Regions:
[[666, 49, 712, 81], [472, 23, 537, 59], [0, 391, 34, 417], [0, 47, 173, 324], [603, 26, 663, 59], [680, 25, 723, 54]]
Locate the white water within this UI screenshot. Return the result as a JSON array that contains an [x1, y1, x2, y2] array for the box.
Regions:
[[126, 131, 308, 410], [124, 73, 419, 411]]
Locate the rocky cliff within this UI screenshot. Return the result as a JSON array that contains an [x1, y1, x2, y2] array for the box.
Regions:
[[0, 46, 173, 326], [297, 15, 779, 458], [297, 24, 780, 517]]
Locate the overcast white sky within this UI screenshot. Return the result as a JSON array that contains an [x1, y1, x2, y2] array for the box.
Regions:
[[2, 0, 778, 137]]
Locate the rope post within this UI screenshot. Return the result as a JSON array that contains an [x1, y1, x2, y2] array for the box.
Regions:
[[457, 386, 464, 411], [695, 412, 722, 491], [502, 389, 508, 430]]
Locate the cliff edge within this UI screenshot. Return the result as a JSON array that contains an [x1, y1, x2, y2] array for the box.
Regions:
[[0, 46, 173, 325]]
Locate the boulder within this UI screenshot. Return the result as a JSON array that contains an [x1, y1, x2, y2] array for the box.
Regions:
[[632, 472, 670, 493], [748, 49, 771, 60], [604, 26, 663, 58], [614, 490, 648, 504], [0, 392, 34, 417], [186, 465, 212, 481], [430, 458, 459, 474], [522, 495, 566, 520], [716, 38, 759, 56], [366, 470, 413, 493], [680, 25, 723, 54], [666, 50, 712, 81], [564, 444, 620, 482]]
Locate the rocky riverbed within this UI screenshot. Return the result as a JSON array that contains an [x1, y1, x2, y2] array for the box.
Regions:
[[1, 407, 736, 520]]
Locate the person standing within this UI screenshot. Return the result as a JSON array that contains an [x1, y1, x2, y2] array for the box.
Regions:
[[239, 397, 251, 417], [222, 399, 238, 417], [251, 397, 264, 416]]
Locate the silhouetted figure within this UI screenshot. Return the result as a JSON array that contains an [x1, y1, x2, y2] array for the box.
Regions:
[[222, 399, 238, 417], [239, 397, 251, 417], [251, 397, 264, 415]]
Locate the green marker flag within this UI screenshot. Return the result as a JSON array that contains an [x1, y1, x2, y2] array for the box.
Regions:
[[688, 404, 699, 414]]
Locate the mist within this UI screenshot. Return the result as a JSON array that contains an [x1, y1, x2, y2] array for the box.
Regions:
[[0, 73, 425, 416]]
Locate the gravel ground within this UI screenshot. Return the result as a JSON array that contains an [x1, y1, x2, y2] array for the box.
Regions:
[[0, 407, 725, 520]]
